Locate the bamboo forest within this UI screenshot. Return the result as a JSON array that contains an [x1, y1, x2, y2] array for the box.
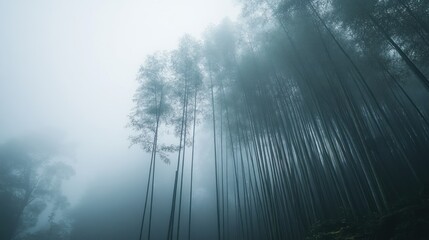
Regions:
[[1, 0, 428, 239]]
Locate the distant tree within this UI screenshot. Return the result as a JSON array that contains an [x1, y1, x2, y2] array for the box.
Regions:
[[129, 52, 173, 163], [0, 134, 75, 240], [167, 35, 203, 240], [129, 52, 172, 240]]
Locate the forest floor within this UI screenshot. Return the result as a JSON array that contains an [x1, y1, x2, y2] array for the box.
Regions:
[[306, 195, 429, 239]]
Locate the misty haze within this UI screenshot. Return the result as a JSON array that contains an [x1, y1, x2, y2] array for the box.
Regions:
[[1, 0, 429, 240]]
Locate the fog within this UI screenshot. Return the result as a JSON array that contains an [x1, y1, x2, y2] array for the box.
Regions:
[[2, 0, 429, 239], [0, 0, 237, 198], [0, 0, 238, 239]]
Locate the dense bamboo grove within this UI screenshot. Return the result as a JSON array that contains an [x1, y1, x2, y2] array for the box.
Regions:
[[130, 0, 429, 239]]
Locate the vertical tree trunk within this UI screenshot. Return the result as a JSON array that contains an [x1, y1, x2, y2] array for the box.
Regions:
[[187, 89, 198, 240], [209, 68, 221, 240]]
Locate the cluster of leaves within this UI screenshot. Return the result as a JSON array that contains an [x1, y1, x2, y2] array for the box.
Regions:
[[129, 36, 204, 164]]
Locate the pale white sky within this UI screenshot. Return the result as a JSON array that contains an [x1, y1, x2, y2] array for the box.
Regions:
[[0, 0, 239, 203]]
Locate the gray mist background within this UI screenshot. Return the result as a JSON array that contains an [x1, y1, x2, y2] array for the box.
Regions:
[[0, 1, 238, 237]]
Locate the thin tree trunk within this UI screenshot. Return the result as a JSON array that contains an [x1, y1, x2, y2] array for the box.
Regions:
[[188, 89, 198, 240], [209, 68, 221, 240]]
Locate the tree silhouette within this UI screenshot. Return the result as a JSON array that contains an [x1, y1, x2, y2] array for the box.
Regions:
[[0, 134, 74, 240]]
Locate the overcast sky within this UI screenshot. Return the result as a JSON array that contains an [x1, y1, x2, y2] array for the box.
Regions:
[[0, 0, 239, 204]]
